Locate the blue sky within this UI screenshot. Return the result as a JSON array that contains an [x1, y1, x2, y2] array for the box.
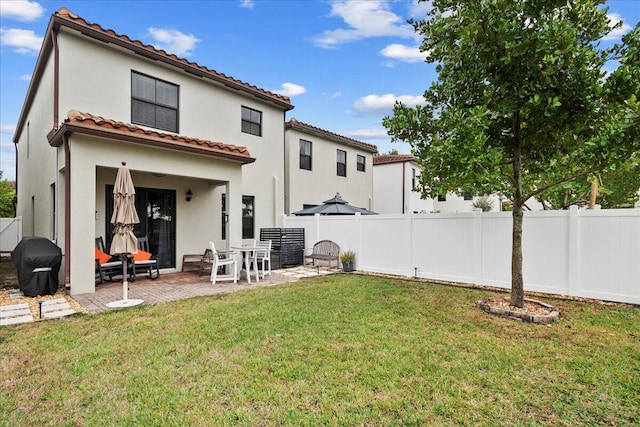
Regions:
[[0, 0, 638, 181]]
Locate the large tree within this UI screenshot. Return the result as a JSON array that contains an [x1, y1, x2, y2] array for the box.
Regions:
[[0, 171, 16, 218], [383, 0, 639, 307]]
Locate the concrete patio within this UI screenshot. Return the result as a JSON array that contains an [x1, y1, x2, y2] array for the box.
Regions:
[[74, 265, 340, 314]]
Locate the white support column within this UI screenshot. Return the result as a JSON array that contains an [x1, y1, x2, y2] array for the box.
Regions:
[[69, 161, 97, 295]]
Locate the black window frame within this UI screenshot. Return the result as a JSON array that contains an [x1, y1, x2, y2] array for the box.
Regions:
[[221, 194, 227, 240], [131, 71, 179, 133], [299, 139, 312, 171], [242, 195, 255, 239], [411, 168, 416, 190], [437, 194, 446, 202], [356, 154, 365, 172], [337, 149, 347, 177], [241, 106, 262, 136]]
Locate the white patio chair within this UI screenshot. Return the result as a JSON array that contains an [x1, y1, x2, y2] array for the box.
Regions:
[[252, 240, 272, 278], [209, 241, 238, 285]]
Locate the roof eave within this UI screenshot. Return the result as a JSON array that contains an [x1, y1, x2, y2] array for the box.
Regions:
[[13, 22, 56, 144], [47, 123, 256, 165], [286, 122, 378, 153], [51, 15, 294, 111]]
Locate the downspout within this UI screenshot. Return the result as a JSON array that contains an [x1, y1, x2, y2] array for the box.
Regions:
[[52, 28, 59, 128], [51, 28, 60, 243], [63, 135, 71, 289]]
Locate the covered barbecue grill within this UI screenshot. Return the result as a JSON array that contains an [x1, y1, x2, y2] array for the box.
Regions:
[[11, 237, 62, 297]]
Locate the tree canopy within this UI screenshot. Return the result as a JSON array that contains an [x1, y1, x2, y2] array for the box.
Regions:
[[383, 0, 639, 306], [0, 171, 16, 218]]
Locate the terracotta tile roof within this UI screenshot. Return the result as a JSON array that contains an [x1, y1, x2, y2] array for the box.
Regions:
[[48, 110, 254, 164], [53, 8, 293, 110], [373, 154, 417, 165], [285, 118, 378, 153]]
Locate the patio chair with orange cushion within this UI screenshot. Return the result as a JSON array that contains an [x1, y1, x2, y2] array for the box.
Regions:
[[95, 237, 123, 284], [130, 236, 160, 281]]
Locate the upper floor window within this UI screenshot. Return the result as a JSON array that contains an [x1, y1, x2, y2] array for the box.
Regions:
[[411, 168, 416, 189], [131, 71, 178, 132], [300, 139, 312, 170], [357, 155, 365, 172], [337, 149, 347, 177], [437, 194, 446, 201], [241, 106, 262, 136]]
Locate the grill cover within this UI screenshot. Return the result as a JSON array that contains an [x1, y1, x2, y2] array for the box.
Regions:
[[11, 237, 62, 297]]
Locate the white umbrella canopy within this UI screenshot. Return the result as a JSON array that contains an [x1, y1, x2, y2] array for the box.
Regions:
[[106, 162, 143, 308], [110, 162, 139, 256]]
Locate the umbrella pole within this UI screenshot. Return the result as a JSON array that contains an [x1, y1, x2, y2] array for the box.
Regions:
[[122, 255, 128, 301]]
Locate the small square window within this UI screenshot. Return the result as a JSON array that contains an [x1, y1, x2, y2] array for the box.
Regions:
[[357, 155, 365, 172], [437, 194, 446, 202], [241, 106, 262, 136]]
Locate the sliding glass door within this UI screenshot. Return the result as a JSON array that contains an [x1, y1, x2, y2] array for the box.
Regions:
[[105, 186, 176, 268]]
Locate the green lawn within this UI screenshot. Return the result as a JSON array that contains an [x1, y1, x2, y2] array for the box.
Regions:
[[1, 275, 638, 426]]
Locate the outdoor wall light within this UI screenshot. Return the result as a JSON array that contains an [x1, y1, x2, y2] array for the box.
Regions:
[[186, 189, 193, 202]]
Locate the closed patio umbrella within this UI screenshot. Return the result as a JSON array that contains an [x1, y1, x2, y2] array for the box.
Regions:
[[106, 162, 144, 308]]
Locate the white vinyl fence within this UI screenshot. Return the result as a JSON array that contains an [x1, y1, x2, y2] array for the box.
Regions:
[[283, 207, 640, 304], [0, 217, 22, 254]]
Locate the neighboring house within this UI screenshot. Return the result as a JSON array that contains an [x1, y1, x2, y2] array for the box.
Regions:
[[373, 155, 434, 214], [373, 154, 507, 213], [13, 8, 293, 294], [284, 118, 378, 214]]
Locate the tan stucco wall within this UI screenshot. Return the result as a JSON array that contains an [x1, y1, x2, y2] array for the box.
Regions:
[[284, 127, 374, 214], [15, 52, 56, 239], [57, 28, 285, 234]]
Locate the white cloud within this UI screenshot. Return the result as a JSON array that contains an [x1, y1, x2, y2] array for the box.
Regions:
[[148, 27, 200, 57], [0, 28, 43, 54], [313, 0, 415, 48], [239, 0, 254, 9], [343, 128, 389, 140], [408, 0, 432, 19], [603, 13, 632, 40], [380, 43, 425, 63], [20, 74, 31, 81], [0, 0, 44, 22], [273, 82, 307, 97], [354, 94, 424, 115], [1, 124, 17, 134]]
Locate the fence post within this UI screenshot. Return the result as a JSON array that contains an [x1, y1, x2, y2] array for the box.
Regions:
[[567, 206, 580, 296], [314, 213, 320, 244], [472, 209, 483, 285]]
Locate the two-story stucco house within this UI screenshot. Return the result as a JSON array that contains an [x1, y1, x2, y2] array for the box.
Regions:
[[284, 118, 378, 214], [13, 8, 293, 294]]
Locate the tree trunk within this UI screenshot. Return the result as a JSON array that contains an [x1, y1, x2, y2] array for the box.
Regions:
[[511, 110, 525, 308], [511, 203, 524, 307]]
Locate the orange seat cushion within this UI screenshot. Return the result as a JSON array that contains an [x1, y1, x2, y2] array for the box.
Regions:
[[95, 248, 112, 264], [133, 250, 152, 261]]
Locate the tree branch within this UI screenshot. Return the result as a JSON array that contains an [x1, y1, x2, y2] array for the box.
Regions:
[[522, 165, 606, 202]]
